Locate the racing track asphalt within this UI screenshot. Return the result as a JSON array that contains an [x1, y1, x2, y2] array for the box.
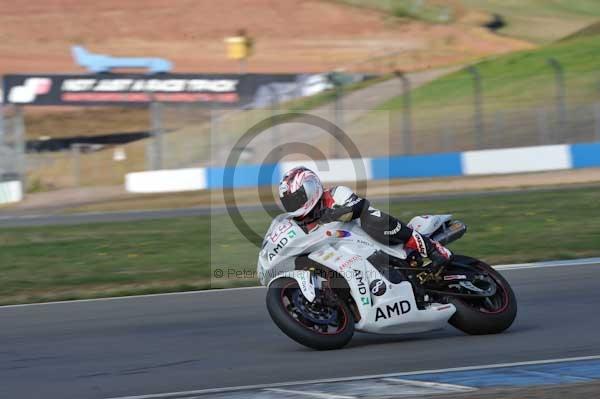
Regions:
[[1, 263, 600, 399]]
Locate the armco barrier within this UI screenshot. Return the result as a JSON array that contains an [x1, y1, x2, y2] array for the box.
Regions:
[[0, 181, 23, 204], [124, 142, 600, 193]]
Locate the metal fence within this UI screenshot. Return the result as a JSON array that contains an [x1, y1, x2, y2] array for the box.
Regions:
[[13, 57, 600, 190], [0, 105, 25, 183], [150, 60, 600, 168]]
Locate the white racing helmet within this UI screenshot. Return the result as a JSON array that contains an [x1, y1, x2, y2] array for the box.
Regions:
[[278, 166, 323, 218]]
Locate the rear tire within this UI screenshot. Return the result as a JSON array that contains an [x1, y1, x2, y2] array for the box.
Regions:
[[266, 277, 354, 350], [448, 256, 517, 335]]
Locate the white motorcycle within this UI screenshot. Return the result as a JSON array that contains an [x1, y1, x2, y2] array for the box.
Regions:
[[258, 214, 517, 350]]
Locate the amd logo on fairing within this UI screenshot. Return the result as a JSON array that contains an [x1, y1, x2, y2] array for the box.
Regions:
[[375, 300, 411, 321], [268, 237, 288, 261], [354, 269, 370, 305], [354, 270, 367, 295]]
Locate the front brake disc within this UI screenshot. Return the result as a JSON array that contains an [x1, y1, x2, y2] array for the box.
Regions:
[[459, 279, 497, 296]]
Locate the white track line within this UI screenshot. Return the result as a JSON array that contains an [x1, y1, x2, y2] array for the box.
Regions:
[[0, 286, 262, 309], [381, 378, 476, 392], [2, 257, 600, 309], [265, 388, 356, 399], [495, 257, 600, 270], [104, 354, 600, 399]]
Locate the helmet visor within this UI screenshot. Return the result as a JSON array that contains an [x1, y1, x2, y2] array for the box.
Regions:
[[281, 186, 308, 214]]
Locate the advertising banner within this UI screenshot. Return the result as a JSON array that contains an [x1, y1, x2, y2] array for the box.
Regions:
[[1, 74, 300, 107]]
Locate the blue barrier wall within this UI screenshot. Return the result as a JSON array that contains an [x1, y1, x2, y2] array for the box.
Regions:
[[371, 152, 463, 180], [206, 142, 599, 188], [126, 142, 600, 192], [207, 163, 279, 189], [570, 142, 600, 169]]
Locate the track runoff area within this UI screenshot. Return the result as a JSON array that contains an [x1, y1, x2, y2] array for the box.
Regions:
[[2, 257, 600, 399]]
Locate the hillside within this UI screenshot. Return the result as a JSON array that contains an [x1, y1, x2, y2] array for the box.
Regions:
[[459, 0, 600, 43], [561, 20, 600, 42], [0, 0, 529, 76], [339, 0, 600, 43]]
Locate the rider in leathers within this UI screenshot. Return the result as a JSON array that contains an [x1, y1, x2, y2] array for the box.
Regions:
[[278, 166, 452, 269]]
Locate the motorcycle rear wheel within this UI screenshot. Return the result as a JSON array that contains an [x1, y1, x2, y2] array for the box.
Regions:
[[447, 256, 517, 335], [266, 277, 354, 350]]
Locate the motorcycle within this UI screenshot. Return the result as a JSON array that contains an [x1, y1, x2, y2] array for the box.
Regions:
[[257, 213, 517, 350]]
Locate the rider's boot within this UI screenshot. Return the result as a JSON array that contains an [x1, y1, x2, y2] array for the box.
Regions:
[[405, 231, 452, 270]]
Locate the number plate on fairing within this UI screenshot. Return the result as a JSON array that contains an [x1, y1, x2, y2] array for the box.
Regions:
[[261, 219, 305, 264]]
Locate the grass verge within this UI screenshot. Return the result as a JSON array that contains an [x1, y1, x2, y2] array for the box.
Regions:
[[1, 186, 599, 305]]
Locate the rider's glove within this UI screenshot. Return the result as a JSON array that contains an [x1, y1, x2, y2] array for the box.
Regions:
[[406, 231, 452, 269]]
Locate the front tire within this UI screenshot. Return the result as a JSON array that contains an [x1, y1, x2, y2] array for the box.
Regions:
[[266, 277, 354, 350], [448, 256, 517, 335]]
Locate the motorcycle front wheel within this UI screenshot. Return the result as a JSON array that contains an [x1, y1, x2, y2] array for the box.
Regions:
[[446, 255, 517, 335], [266, 277, 354, 350]]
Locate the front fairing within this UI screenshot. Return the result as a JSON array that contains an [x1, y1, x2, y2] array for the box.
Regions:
[[257, 214, 310, 285], [257, 214, 407, 285]]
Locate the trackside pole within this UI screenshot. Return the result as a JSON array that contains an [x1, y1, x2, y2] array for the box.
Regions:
[[14, 106, 26, 193], [71, 143, 82, 187], [267, 84, 282, 160], [148, 100, 164, 170], [547, 58, 566, 144], [467, 66, 484, 149], [0, 106, 4, 142], [0, 79, 4, 142], [210, 103, 222, 166], [332, 82, 343, 159], [394, 71, 413, 155], [328, 72, 344, 159]]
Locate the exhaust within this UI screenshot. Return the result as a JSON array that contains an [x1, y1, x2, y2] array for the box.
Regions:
[[431, 220, 467, 245]]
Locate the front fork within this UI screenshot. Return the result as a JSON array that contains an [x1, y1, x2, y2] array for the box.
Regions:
[[308, 267, 340, 306], [307, 267, 362, 323]]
